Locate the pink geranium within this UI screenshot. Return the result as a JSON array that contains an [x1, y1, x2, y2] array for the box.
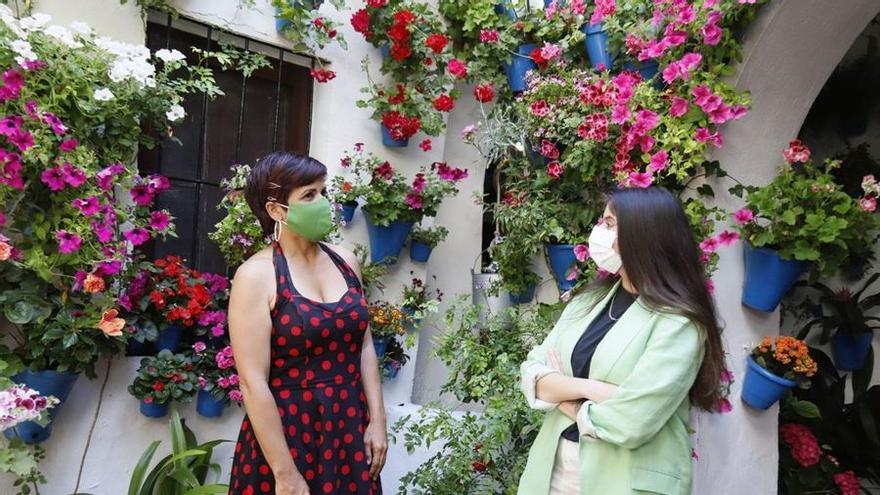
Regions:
[[718, 230, 740, 246], [546, 161, 563, 179], [479, 29, 499, 43], [447, 58, 468, 79], [628, 171, 653, 188], [540, 139, 560, 159], [783, 139, 811, 163], [590, 0, 616, 25], [670, 96, 689, 117], [419, 139, 432, 152], [860, 196, 877, 212], [405, 192, 423, 209], [530, 100, 550, 117], [733, 208, 754, 225], [573, 244, 589, 262], [695, 127, 723, 148], [699, 236, 719, 253]]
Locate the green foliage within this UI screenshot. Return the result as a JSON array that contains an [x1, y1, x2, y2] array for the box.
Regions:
[[354, 243, 387, 298], [271, 0, 348, 54], [410, 225, 448, 248], [0, 440, 45, 495], [128, 406, 229, 495], [393, 298, 563, 494], [793, 273, 880, 343], [128, 350, 199, 405], [733, 159, 880, 279]]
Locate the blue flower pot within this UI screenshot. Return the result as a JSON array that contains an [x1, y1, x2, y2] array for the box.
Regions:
[[156, 325, 184, 352], [410, 241, 433, 263], [3, 369, 79, 444], [581, 23, 611, 70], [364, 214, 413, 264], [623, 60, 660, 82], [140, 400, 169, 418], [384, 363, 400, 379], [341, 203, 358, 224], [503, 44, 537, 93], [509, 284, 536, 305], [741, 244, 809, 312], [831, 332, 874, 371], [276, 0, 325, 32], [494, 2, 516, 20], [741, 355, 795, 410], [381, 124, 409, 147], [380, 43, 390, 61], [196, 389, 226, 418], [546, 244, 578, 292], [373, 335, 392, 359], [401, 306, 421, 330]]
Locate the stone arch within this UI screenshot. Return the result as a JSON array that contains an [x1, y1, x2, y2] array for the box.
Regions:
[[695, 1, 880, 493]]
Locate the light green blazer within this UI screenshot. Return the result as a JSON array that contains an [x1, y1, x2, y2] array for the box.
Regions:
[[517, 283, 705, 495]]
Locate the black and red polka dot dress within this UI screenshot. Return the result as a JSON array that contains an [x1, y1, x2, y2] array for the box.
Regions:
[[228, 242, 381, 495]]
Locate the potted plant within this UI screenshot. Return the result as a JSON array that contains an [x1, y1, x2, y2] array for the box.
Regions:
[[381, 337, 410, 380], [328, 144, 373, 225], [272, 0, 347, 55], [400, 274, 442, 329], [795, 274, 880, 371], [127, 406, 229, 494], [742, 336, 817, 410], [360, 158, 417, 263], [367, 301, 408, 360], [190, 342, 242, 418], [0, 380, 59, 447], [209, 164, 270, 269], [732, 141, 880, 312], [128, 350, 199, 418], [409, 225, 448, 262]]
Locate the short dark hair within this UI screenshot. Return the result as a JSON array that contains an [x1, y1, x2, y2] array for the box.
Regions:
[[244, 151, 327, 235]]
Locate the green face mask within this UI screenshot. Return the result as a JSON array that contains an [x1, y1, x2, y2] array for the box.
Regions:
[[278, 196, 333, 242]]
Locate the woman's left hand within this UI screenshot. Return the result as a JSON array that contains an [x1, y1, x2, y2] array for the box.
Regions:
[[558, 400, 584, 421], [364, 420, 388, 480]]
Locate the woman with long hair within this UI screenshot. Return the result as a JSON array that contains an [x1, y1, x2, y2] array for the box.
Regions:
[[227, 152, 386, 495], [518, 186, 725, 495]]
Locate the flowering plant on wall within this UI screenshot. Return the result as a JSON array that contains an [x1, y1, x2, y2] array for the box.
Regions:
[[128, 350, 199, 406], [0, 11, 219, 377], [210, 164, 269, 269], [731, 141, 880, 279], [272, 0, 348, 58], [329, 143, 376, 206], [189, 342, 243, 405]]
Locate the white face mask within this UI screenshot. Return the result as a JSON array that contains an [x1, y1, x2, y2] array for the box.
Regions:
[[588, 224, 622, 274]]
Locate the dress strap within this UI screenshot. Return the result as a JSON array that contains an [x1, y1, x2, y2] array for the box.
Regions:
[[272, 242, 295, 298], [318, 243, 363, 292]]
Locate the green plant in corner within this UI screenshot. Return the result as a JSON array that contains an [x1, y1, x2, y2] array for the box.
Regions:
[[793, 273, 880, 345], [128, 405, 229, 495]]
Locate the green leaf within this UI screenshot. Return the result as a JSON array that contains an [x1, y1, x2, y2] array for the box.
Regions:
[[5, 301, 35, 325], [182, 485, 229, 495], [129, 440, 161, 495], [790, 399, 821, 419]]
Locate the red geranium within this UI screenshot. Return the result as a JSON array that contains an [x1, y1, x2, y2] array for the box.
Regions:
[[382, 111, 421, 141], [367, 0, 387, 7], [393, 10, 416, 25], [309, 68, 336, 83], [780, 423, 821, 468], [473, 83, 495, 103], [388, 23, 410, 43], [530, 47, 549, 70], [351, 9, 370, 36], [433, 94, 455, 112], [388, 84, 407, 105], [390, 43, 412, 61], [425, 33, 448, 54]]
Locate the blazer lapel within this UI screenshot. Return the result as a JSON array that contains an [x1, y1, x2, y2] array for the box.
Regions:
[[589, 295, 654, 382]]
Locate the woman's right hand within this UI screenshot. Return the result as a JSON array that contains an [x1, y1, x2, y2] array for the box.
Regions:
[[275, 471, 310, 495]]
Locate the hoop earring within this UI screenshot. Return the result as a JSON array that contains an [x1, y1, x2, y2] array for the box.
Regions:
[[273, 220, 282, 242]]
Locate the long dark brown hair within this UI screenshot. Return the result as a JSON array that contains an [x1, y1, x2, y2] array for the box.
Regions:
[[596, 187, 725, 412]]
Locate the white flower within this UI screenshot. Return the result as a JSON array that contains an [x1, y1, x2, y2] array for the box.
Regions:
[[69, 21, 92, 36], [93, 88, 114, 101], [10, 39, 37, 65], [45, 25, 82, 48], [155, 48, 186, 64], [19, 13, 51, 31], [166, 104, 185, 122], [108, 57, 157, 88]]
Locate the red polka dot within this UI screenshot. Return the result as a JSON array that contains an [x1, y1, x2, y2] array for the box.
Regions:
[[288, 347, 300, 357], [324, 386, 334, 397], [329, 341, 338, 351], [300, 303, 311, 312], [243, 464, 252, 475], [349, 343, 358, 352], [359, 321, 367, 330], [288, 425, 297, 436], [288, 368, 300, 378], [347, 407, 357, 417], [335, 374, 344, 384], [344, 333, 352, 342], [259, 464, 270, 475], [324, 449, 333, 461], [323, 310, 332, 318], [291, 326, 302, 336], [322, 328, 331, 338], [347, 364, 356, 373], [333, 403, 341, 413], [302, 413, 311, 424], [345, 296, 353, 304], [323, 481, 334, 493], [344, 433, 354, 444], [322, 360, 332, 371], [340, 389, 349, 400], [350, 310, 359, 320], [310, 317, 320, 326], [306, 371, 315, 380], [260, 481, 271, 493], [276, 336, 287, 346], [306, 453, 315, 464], [274, 358, 284, 368], [341, 464, 351, 475], [315, 346, 325, 355], [303, 432, 312, 443], [303, 391, 313, 401], [281, 314, 290, 325], [243, 486, 254, 495], [336, 319, 345, 329], [271, 378, 281, 387], [279, 390, 290, 399], [288, 404, 298, 415], [349, 481, 357, 492], [305, 469, 315, 481]]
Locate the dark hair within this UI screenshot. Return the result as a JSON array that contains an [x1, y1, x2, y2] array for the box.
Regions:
[[598, 187, 725, 412], [244, 151, 327, 235]]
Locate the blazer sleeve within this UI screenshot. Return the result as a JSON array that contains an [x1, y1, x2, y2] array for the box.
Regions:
[[576, 316, 704, 449]]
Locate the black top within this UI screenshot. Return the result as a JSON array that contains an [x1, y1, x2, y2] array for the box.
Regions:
[[561, 285, 637, 442]]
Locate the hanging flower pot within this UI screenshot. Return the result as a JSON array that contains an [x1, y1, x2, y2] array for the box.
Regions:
[[493, 2, 516, 20], [409, 241, 432, 263], [831, 332, 874, 371], [196, 389, 226, 418], [372, 335, 392, 359], [275, 0, 326, 33], [156, 324, 184, 352], [623, 59, 660, 84], [742, 244, 809, 312], [401, 306, 422, 331], [139, 399, 169, 418], [472, 270, 512, 324], [581, 22, 612, 70], [503, 44, 537, 93], [545, 244, 577, 292], [509, 283, 537, 305], [741, 356, 796, 410], [364, 213, 413, 264], [384, 362, 401, 379], [3, 369, 79, 444], [341, 202, 358, 224], [380, 124, 409, 147]]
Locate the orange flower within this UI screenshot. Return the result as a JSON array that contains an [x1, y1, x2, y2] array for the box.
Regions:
[[98, 309, 125, 337], [342, 182, 353, 192], [83, 273, 106, 293], [0, 241, 11, 261]]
